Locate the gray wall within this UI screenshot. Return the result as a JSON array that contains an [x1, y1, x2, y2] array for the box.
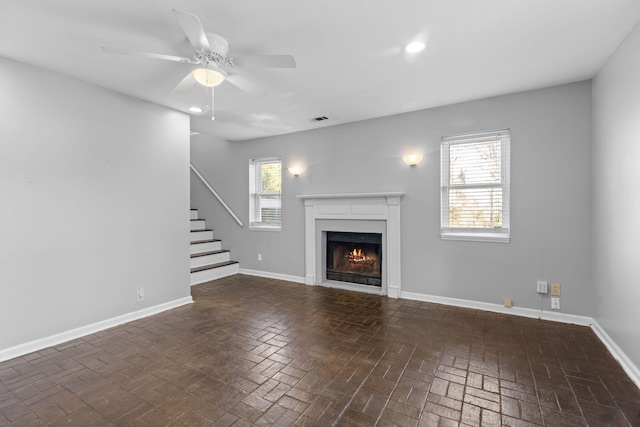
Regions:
[[191, 81, 593, 315], [592, 23, 640, 368], [0, 57, 191, 351]]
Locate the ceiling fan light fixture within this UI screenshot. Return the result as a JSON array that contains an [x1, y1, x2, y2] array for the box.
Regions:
[[191, 67, 226, 87], [189, 106, 203, 113]]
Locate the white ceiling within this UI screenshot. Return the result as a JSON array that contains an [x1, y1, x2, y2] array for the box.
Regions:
[[1, 0, 639, 141]]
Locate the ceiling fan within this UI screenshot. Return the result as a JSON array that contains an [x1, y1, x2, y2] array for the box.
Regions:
[[102, 9, 296, 119]]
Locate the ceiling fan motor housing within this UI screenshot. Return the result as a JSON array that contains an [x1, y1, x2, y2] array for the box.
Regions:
[[196, 33, 229, 63]]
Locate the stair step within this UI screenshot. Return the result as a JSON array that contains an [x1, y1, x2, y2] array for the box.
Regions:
[[190, 260, 239, 274], [190, 239, 222, 254], [190, 261, 239, 285], [191, 249, 229, 258], [190, 229, 214, 242], [189, 208, 238, 285], [190, 250, 231, 268], [190, 219, 206, 231]]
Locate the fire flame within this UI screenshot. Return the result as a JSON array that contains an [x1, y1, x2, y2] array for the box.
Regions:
[[348, 248, 369, 263]]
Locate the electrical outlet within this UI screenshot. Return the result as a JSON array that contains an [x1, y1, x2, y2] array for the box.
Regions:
[[551, 297, 560, 310], [551, 283, 561, 296], [258, 253, 262, 261], [137, 287, 144, 301], [503, 299, 512, 307], [537, 281, 548, 294]]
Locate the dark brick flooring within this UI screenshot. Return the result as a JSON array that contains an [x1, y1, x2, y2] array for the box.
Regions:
[[1, 275, 639, 426]]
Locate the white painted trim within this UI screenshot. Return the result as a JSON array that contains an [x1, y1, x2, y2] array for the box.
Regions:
[[387, 286, 400, 299], [296, 192, 405, 200], [590, 320, 640, 390], [239, 268, 305, 284], [299, 193, 403, 298], [401, 291, 593, 325], [0, 297, 193, 363]]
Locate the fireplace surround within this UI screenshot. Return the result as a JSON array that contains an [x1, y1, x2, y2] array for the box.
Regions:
[[297, 193, 403, 297]]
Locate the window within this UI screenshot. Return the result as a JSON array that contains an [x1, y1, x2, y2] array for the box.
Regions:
[[441, 129, 510, 242], [249, 157, 282, 230]]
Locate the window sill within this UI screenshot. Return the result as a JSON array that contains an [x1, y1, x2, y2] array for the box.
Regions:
[[441, 232, 510, 243], [249, 225, 281, 232]]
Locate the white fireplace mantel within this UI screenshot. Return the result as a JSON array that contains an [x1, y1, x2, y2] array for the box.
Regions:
[[296, 192, 405, 200], [296, 192, 404, 298]]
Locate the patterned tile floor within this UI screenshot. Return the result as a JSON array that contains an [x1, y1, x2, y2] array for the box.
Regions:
[[1, 275, 639, 426]]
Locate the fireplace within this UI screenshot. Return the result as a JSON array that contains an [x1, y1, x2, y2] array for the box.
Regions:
[[325, 232, 382, 287], [297, 192, 403, 297]]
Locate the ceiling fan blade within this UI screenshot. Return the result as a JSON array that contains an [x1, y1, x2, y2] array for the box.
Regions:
[[172, 9, 211, 52], [101, 46, 194, 63], [171, 72, 197, 93], [230, 55, 296, 68], [226, 74, 267, 98]]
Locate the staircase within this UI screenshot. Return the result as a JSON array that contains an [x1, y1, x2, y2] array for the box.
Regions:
[[190, 208, 239, 285]]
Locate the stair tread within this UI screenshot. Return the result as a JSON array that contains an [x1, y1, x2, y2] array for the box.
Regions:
[[191, 249, 230, 258], [191, 239, 221, 244], [191, 260, 239, 273]]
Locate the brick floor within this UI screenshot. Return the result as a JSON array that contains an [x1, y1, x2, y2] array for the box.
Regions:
[[1, 275, 639, 426]]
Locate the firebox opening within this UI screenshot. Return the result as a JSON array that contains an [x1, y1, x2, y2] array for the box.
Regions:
[[325, 231, 382, 287]]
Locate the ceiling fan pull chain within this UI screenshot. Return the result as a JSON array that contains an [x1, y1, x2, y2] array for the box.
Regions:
[[210, 88, 215, 121]]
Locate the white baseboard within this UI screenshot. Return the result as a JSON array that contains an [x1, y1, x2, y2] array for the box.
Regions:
[[0, 296, 193, 363], [401, 291, 593, 325], [590, 320, 640, 390], [239, 268, 305, 284]]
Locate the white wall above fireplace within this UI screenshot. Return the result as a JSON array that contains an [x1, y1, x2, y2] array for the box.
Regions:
[[296, 193, 404, 297]]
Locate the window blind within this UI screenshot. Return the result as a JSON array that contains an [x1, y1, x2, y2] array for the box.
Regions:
[[441, 129, 510, 242]]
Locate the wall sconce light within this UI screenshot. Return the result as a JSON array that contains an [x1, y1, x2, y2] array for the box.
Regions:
[[288, 165, 305, 176], [402, 153, 423, 166]]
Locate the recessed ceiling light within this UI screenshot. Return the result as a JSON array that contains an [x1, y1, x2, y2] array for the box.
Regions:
[[189, 107, 203, 113], [405, 41, 426, 53]]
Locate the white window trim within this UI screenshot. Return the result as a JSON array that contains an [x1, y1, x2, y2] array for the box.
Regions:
[[440, 129, 510, 243], [249, 157, 282, 231]]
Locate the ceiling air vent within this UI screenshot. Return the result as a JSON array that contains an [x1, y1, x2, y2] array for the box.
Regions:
[[310, 116, 330, 122]]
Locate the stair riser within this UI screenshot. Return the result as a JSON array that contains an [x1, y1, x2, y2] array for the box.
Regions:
[[190, 252, 231, 268], [190, 230, 214, 242], [190, 220, 206, 231], [190, 210, 198, 220], [190, 241, 222, 254], [190, 263, 239, 285]]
